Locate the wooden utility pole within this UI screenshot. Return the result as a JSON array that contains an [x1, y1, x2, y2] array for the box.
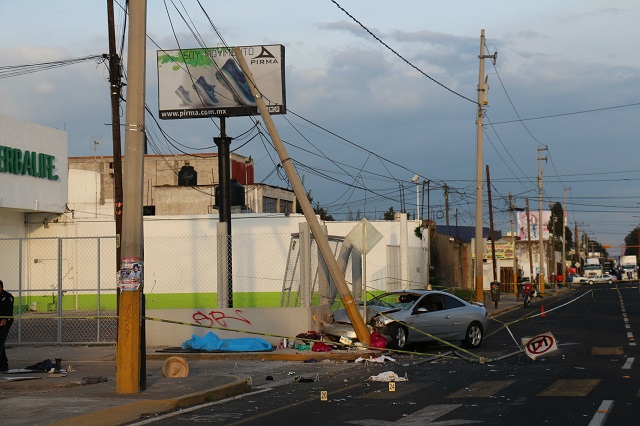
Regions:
[[486, 165, 497, 282], [444, 184, 450, 226], [107, 0, 124, 271], [234, 48, 370, 345], [116, 0, 146, 395]]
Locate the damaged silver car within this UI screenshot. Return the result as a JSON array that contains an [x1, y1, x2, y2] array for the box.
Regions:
[[321, 289, 489, 350]]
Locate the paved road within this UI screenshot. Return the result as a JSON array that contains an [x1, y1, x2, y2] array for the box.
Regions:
[[131, 284, 640, 425]]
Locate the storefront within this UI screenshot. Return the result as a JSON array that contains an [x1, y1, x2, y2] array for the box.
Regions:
[[0, 115, 68, 237]]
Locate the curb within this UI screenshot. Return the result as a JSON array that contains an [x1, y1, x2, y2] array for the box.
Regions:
[[146, 350, 380, 362], [49, 376, 249, 426]]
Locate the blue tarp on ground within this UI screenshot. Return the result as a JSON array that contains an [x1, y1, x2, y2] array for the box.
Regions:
[[181, 331, 272, 352]]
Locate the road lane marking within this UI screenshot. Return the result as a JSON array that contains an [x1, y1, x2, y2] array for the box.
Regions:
[[538, 379, 601, 397], [591, 347, 623, 355], [347, 404, 482, 425], [587, 400, 613, 426], [622, 357, 634, 369], [446, 380, 515, 398]]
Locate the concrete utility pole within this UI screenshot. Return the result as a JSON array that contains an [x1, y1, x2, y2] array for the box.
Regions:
[[474, 29, 497, 303], [116, 0, 147, 395], [509, 193, 517, 292], [562, 187, 569, 286], [526, 198, 534, 281], [574, 223, 580, 275], [234, 48, 370, 345], [537, 145, 548, 293]]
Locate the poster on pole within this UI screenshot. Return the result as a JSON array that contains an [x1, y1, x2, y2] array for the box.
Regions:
[[157, 44, 285, 119], [119, 257, 142, 291]]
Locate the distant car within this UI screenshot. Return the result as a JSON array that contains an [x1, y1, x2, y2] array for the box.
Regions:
[[321, 289, 489, 350], [588, 274, 616, 285]]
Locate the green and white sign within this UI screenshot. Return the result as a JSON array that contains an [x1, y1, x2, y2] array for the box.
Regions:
[[0, 145, 59, 180]]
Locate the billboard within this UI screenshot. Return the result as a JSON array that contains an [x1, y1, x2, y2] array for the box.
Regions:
[[157, 45, 285, 119], [517, 211, 552, 240], [483, 240, 514, 260]]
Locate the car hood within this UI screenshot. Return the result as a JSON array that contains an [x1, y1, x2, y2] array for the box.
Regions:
[[332, 305, 400, 323]]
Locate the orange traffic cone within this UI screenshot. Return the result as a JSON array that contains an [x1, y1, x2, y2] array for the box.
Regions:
[[540, 305, 546, 318]]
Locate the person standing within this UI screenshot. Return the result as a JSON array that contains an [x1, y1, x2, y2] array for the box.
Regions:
[[0, 280, 14, 372]]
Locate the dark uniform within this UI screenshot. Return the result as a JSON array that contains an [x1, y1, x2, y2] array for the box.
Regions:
[[0, 281, 14, 371]]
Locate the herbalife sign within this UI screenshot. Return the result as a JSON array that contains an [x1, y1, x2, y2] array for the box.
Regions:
[[0, 145, 59, 181], [157, 44, 286, 119]]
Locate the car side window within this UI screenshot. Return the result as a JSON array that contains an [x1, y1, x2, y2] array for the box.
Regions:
[[416, 295, 438, 312], [442, 295, 464, 310]]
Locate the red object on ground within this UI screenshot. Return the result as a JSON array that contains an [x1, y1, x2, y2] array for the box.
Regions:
[[369, 331, 387, 349], [311, 342, 332, 352], [540, 305, 546, 317]]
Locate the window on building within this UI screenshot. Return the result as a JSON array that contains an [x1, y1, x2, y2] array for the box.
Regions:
[[263, 197, 277, 213], [280, 200, 293, 214]]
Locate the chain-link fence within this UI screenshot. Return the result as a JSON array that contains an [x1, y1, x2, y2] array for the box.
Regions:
[[0, 237, 118, 344], [1, 230, 412, 344]]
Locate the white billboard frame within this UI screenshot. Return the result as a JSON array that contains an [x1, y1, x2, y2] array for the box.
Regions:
[[157, 44, 285, 119]]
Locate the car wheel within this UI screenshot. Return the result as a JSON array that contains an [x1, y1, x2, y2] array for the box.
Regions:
[[588, 280, 594, 285], [607, 280, 613, 284], [462, 322, 483, 349], [388, 323, 408, 350]]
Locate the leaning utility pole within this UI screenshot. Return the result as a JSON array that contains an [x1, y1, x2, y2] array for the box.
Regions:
[[474, 29, 497, 303], [537, 145, 548, 293], [107, 0, 124, 271], [234, 48, 370, 345], [116, 0, 147, 395]]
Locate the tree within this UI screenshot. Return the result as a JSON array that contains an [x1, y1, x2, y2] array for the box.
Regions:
[[623, 226, 640, 256], [548, 202, 573, 253], [383, 206, 396, 221]]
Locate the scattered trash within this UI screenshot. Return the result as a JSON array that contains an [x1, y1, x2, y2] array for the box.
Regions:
[[162, 356, 189, 378], [294, 343, 310, 351], [295, 376, 315, 383], [81, 376, 108, 385], [25, 359, 55, 372], [366, 371, 408, 382], [339, 335, 353, 346], [369, 331, 387, 349], [287, 371, 296, 375], [266, 375, 274, 381], [355, 355, 396, 364], [296, 331, 321, 342], [312, 342, 332, 352]]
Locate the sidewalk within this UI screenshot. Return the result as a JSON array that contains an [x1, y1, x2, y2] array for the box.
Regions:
[[0, 286, 570, 426]]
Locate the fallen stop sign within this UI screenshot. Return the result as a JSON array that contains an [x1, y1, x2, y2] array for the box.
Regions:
[[522, 332, 558, 360]]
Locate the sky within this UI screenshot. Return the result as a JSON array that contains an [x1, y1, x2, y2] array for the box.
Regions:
[[1, 0, 639, 254]]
